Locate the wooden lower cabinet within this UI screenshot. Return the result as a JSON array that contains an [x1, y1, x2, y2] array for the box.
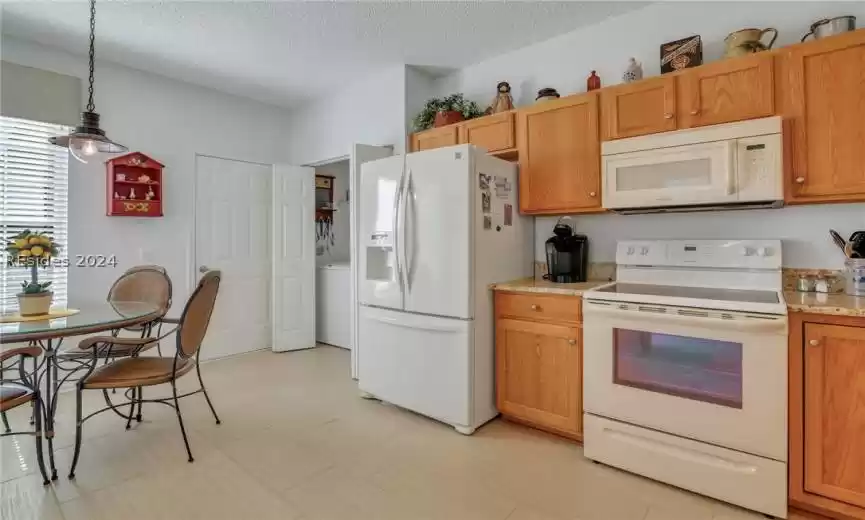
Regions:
[[495, 292, 583, 440], [790, 312, 865, 519]]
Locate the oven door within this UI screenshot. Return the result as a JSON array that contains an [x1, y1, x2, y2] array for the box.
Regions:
[[602, 140, 736, 210], [583, 300, 787, 461]]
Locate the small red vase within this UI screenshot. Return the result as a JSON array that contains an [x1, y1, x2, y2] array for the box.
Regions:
[[587, 71, 601, 91]]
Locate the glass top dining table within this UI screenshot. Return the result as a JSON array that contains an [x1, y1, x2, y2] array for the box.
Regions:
[[0, 301, 162, 344]]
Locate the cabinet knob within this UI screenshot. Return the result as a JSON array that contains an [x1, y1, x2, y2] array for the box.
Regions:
[[809, 339, 820, 347], [530, 304, 539, 311], [795, 176, 806, 184], [568, 339, 576, 345], [589, 191, 597, 197], [664, 113, 674, 119], [690, 109, 700, 115]]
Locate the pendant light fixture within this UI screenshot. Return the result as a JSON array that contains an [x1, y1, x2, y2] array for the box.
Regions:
[[49, 0, 126, 163]]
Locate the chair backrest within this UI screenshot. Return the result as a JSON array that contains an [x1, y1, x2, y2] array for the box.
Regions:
[[107, 265, 173, 316], [175, 270, 221, 359]]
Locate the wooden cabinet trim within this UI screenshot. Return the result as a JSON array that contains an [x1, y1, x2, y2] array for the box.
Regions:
[[410, 125, 459, 152]]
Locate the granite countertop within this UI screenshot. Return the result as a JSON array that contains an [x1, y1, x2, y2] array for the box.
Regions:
[[490, 278, 612, 297], [784, 291, 865, 318]]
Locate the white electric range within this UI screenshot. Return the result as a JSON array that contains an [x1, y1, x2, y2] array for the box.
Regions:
[[583, 240, 788, 518]]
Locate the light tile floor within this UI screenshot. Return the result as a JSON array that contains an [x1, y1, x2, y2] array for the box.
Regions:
[[2, 346, 810, 520]]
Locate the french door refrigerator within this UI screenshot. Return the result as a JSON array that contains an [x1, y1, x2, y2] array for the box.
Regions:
[[357, 144, 531, 434]]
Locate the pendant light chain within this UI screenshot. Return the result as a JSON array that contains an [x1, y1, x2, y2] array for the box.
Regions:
[[86, 0, 96, 113]]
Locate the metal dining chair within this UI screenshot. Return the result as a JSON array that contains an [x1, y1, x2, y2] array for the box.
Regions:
[[68, 270, 222, 478], [58, 265, 173, 361], [1, 345, 52, 484]]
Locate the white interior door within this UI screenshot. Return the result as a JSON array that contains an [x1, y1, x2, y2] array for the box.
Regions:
[[195, 155, 272, 360], [272, 164, 316, 352], [350, 144, 392, 378]]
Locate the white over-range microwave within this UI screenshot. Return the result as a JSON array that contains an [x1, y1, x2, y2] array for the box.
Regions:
[[601, 116, 783, 214]]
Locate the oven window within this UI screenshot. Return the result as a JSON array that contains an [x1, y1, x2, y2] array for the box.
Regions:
[[614, 329, 743, 408]]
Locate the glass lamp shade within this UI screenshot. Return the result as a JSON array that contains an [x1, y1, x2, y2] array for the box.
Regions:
[[49, 111, 127, 163]]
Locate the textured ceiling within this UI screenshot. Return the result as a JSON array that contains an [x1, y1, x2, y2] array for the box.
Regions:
[[1, 1, 647, 108]]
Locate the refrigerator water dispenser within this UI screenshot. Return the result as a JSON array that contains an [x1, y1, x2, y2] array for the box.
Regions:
[[366, 246, 395, 281]]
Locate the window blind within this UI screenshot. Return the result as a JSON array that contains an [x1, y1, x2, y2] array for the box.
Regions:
[[0, 116, 69, 312]]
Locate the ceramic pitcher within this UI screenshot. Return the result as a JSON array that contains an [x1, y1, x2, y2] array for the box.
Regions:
[[724, 27, 778, 58]]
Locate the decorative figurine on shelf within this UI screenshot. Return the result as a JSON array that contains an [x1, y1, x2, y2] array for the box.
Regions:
[[488, 81, 514, 114], [116, 173, 126, 182], [119, 195, 127, 200], [114, 191, 120, 199], [145, 186, 155, 201], [536, 88, 561, 102], [586, 71, 601, 91], [129, 188, 137, 200], [137, 174, 151, 183], [623, 58, 643, 83]]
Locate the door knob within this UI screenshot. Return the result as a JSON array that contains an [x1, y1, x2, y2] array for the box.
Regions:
[[568, 339, 576, 345], [589, 191, 597, 197], [795, 177, 806, 184], [664, 113, 674, 119], [690, 109, 700, 115], [530, 304, 539, 311], [199, 265, 210, 273], [809, 339, 820, 347]]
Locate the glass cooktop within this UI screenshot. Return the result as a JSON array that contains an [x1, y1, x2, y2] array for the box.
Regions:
[[595, 283, 780, 304]]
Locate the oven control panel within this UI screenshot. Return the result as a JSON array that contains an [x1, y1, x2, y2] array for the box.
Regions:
[[616, 240, 782, 269]]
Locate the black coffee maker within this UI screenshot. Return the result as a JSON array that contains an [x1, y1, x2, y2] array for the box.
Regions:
[[544, 220, 588, 283]]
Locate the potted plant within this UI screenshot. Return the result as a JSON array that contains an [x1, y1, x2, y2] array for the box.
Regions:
[[5, 230, 61, 316], [412, 93, 485, 131]]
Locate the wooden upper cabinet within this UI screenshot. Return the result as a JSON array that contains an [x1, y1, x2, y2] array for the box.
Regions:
[[780, 30, 865, 202], [517, 93, 601, 214], [410, 125, 458, 152], [678, 53, 774, 129], [458, 112, 515, 153], [495, 317, 582, 438], [601, 75, 677, 140], [803, 322, 865, 510]]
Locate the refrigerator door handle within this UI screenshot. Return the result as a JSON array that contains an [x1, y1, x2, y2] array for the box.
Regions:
[[393, 163, 406, 293], [403, 169, 414, 292]]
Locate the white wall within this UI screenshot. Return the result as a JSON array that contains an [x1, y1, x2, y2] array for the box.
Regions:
[[405, 65, 439, 134], [2, 37, 293, 308], [314, 160, 350, 264], [285, 65, 406, 166], [436, 1, 865, 269]]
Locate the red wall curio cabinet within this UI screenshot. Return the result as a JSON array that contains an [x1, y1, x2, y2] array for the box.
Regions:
[[105, 152, 164, 217]]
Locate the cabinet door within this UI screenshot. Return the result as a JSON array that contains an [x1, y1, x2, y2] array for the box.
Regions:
[[458, 112, 514, 153], [600, 76, 677, 140], [496, 318, 582, 437], [410, 125, 459, 152], [516, 93, 601, 214], [678, 53, 774, 128], [804, 323, 865, 509], [781, 31, 865, 202]]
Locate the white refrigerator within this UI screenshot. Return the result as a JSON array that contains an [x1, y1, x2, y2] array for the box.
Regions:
[[357, 144, 531, 434]]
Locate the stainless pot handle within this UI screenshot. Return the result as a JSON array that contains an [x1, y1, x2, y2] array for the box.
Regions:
[[761, 27, 778, 49]]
